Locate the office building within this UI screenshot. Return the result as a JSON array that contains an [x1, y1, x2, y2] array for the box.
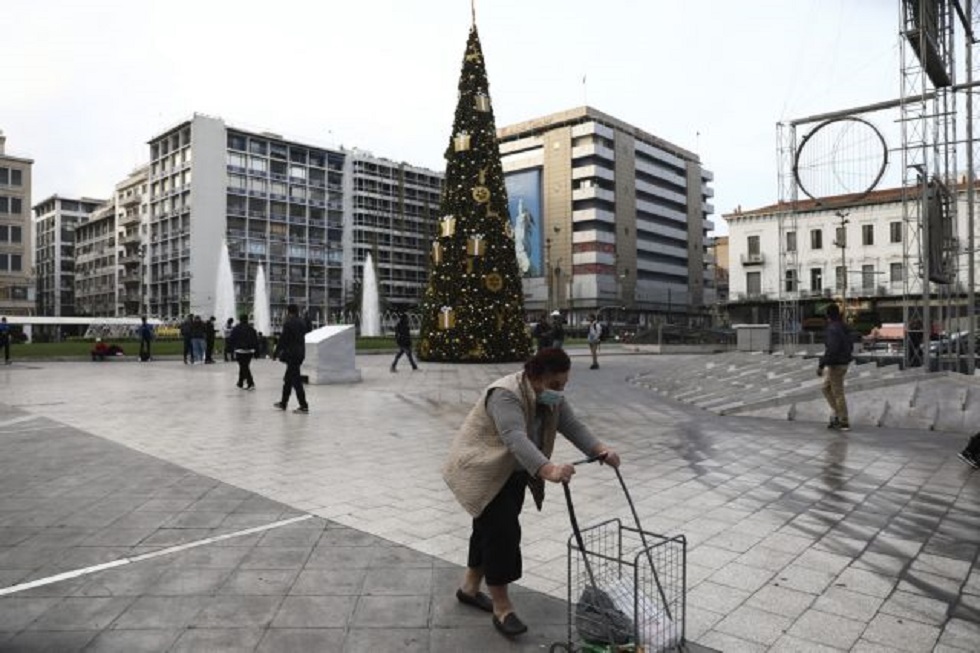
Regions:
[[146, 114, 442, 324], [74, 202, 117, 316], [0, 131, 34, 316], [497, 106, 715, 324], [33, 195, 105, 317]]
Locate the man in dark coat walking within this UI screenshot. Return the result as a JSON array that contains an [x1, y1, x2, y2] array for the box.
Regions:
[[229, 314, 259, 390], [273, 304, 309, 413], [818, 303, 854, 431], [390, 313, 418, 372]]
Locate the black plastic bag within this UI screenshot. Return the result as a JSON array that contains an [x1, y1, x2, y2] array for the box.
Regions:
[[574, 585, 634, 646]]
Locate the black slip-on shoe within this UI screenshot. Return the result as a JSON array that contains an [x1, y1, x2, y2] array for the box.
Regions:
[[492, 612, 527, 637], [455, 588, 493, 613], [958, 451, 979, 469], [294, 406, 309, 414], [273, 402, 287, 411]]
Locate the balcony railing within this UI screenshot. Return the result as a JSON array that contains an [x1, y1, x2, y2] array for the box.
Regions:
[[740, 253, 765, 266]]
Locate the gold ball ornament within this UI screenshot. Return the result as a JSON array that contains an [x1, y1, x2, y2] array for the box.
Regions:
[[471, 186, 491, 204], [484, 273, 504, 292]]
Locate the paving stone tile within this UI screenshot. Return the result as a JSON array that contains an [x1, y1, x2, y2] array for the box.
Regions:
[[734, 546, 796, 572], [758, 531, 815, 555], [350, 594, 429, 628], [343, 627, 430, 652], [218, 567, 299, 595], [84, 628, 181, 652], [687, 581, 751, 615], [712, 604, 793, 645], [689, 544, 741, 570], [862, 612, 941, 652], [26, 597, 134, 631], [191, 594, 284, 627], [770, 633, 848, 652], [707, 562, 774, 593], [771, 564, 836, 595], [880, 589, 950, 626], [289, 567, 367, 595], [110, 595, 210, 629], [793, 548, 853, 575], [698, 628, 769, 652], [910, 553, 974, 581], [0, 596, 61, 630], [938, 617, 980, 651], [146, 567, 232, 595], [787, 608, 865, 650], [255, 628, 346, 653], [897, 568, 963, 600], [1, 629, 98, 652], [852, 551, 910, 575], [833, 566, 898, 598], [686, 605, 725, 641], [165, 544, 252, 568], [746, 584, 815, 619], [362, 566, 432, 595], [812, 586, 885, 622], [72, 561, 169, 597], [168, 628, 265, 653], [272, 595, 357, 628]]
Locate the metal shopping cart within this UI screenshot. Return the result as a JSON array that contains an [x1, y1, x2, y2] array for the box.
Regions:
[[549, 454, 687, 653]]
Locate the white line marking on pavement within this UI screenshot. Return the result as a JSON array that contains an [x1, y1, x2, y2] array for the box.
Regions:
[[0, 514, 313, 596]]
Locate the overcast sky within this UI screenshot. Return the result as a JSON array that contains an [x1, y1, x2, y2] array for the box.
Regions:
[[2, 0, 900, 234]]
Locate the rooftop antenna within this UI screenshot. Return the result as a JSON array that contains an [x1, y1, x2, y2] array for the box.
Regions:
[[471, 0, 476, 26]]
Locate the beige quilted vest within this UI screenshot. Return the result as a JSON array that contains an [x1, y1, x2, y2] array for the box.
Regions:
[[442, 371, 559, 517]]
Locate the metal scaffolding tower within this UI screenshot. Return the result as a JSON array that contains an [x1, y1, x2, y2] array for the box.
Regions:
[[776, 123, 800, 351]]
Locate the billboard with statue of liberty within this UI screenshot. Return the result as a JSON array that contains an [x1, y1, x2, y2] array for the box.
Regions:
[[504, 169, 543, 279]]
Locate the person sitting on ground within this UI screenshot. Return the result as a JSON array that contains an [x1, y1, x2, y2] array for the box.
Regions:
[[91, 338, 110, 362]]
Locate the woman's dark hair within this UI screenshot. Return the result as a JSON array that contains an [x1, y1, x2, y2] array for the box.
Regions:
[[524, 347, 571, 378]]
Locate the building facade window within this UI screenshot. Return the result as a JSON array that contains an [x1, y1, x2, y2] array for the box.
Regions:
[[811, 229, 823, 249], [786, 231, 796, 252], [862, 264, 875, 290], [785, 269, 797, 292], [835, 226, 846, 247], [862, 224, 874, 246], [890, 262, 903, 283], [746, 271, 761, 296], [810, 268, 822, 292], [890, 221, 902, 243], [747, 235, 760, 255]]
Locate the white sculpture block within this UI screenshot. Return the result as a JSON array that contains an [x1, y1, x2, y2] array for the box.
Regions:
[[304, 325, 362, 385]]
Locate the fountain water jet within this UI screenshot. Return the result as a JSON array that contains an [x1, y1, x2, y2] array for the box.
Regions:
[[360, 253, 381, 336], [253, 264, 271, 336], [214, 240, 237, 327]]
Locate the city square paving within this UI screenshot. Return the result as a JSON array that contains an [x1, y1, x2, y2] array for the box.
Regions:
[[0, 349, 978, 651]]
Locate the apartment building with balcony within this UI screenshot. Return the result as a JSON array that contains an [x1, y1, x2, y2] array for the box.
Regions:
[[497, 106, 715, 323], [146, 114, 443, 324], [74, 202, 117, 316], [724, 185, 980, 323], [0, 131, 34, 316], [115, 166, 149, 316], [33, 195, 105, 316], [345, 151, 442, 312]]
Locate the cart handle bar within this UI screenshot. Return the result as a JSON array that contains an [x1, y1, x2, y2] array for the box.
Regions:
[[572, 452, 608, 466]]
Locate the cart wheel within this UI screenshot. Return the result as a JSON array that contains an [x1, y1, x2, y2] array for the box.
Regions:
[[548, 643, 572, 653]]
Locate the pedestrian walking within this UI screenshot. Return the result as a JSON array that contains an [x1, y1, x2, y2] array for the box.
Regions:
[[273, 304, 309, 413], [586, 313, 602, 370], [532, 314, 553, 352], [138, 316, 154, 362], [550, 311, 565, 349], [190, 315, 207, 364], [222, 317, 235, 362], [180, 315, 193, 364], [0, 317, 10, 365], [390, 313, 418, 372], [818, 303, 853, 431], [229, 314, 259, 390], [205, 316, 217, 363], [443, 347, 621, 638]]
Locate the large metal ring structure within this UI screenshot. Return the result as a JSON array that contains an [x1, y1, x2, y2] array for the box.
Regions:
[[793, 116, 889, 207]]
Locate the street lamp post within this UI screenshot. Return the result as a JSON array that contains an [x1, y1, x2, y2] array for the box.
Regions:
[[834, 211, 850, 307], [138, 244, 146, 317]]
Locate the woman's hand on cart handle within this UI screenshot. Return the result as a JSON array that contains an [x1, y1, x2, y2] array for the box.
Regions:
[[539, 462, 576, 484], [593, 447, 621, 469]]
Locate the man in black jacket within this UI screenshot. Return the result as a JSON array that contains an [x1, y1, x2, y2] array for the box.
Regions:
[[229, 314, 259, 390], [818, 303, 853, 431], [274, 304, 309, 413]]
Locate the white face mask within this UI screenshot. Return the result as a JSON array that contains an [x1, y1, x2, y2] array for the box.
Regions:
[[537, 389, 564, 406]]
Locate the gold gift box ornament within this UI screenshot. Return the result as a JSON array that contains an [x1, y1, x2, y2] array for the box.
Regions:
[[467, 233, 486, 256], [474, 92, 491, 113], [440, 215, 456, 237], [439, 306, 456, 330], [431, 240, 443, 264], [453, 131, 471, 152]]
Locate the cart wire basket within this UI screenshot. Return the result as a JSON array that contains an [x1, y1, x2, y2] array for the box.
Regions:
[[550, 459, 687, 653]]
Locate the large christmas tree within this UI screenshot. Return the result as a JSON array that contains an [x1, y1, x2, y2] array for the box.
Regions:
[[417, 23, 531, 363]]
